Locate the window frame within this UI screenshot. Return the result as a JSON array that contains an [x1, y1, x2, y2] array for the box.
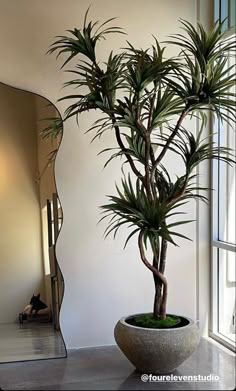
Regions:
[[210, 12, 236, 351]]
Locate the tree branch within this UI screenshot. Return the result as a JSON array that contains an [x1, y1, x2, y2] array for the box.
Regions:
[[135, 94, 153, 197], [150, 108, 189, 182], [149, 144, 158, 196], [110, 115, 144, 181], [144, 133, 152, 198], [135, 95, 152, 195], [168, 174, 189, 203], [93, 62, 144, 183], [147, 91, 156, 130]]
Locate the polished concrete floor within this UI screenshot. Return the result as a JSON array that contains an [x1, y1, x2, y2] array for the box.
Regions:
[[0, 337, 235, 390], [0, 323, 66, 363]]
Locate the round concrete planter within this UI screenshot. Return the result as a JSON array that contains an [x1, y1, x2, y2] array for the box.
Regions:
[[114, 313, 200, 374]]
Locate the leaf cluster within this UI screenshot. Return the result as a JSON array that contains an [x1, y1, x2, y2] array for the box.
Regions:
[[46, 10, 236, 249]]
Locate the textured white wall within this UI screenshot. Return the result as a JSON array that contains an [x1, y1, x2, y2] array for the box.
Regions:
[[0, 0, 213, 347]]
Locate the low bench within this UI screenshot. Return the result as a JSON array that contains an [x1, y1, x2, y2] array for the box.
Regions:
[[19, 311, 52, 324]]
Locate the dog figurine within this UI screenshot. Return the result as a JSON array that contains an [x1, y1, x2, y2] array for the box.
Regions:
[[19, 294, 49, 323], [29, 293, 48, 314]]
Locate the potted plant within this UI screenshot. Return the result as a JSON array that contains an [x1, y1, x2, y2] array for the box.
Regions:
[[48, 10, 235, 374]]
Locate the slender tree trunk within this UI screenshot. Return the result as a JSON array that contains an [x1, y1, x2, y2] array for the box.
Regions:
[[159, 238, 168, 319], [138, 231, 168, 320], [152, 246, 161, 320], [153, 284, 162, 319], [153, 238, 168, 319], [152, 241, 159, 284], [159, 238, 167, 274]]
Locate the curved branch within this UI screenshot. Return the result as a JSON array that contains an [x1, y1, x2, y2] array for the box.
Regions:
[[144, 133, 152, 199], [93, 62, 144, 183], [150, 108, 189, 182], [168, 174, 189, 203], [149, 144, 158, 198], [147, 92, 156, 130], [138, 231, 167, 319], [110, 116, 144, 181]]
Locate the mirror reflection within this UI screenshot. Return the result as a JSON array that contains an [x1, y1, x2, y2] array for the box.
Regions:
[[0, 82, 66, 362]]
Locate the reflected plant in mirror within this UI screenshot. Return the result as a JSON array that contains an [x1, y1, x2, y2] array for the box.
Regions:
[[0, 83, 66, 363], [36, 114, 63, 183]]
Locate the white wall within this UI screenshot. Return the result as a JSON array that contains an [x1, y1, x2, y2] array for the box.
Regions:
[[0, 84, 45, 322], [0, 0, 213, 347]]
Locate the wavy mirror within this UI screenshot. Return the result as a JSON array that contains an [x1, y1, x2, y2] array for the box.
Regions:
[[0, 82, 66, 362]]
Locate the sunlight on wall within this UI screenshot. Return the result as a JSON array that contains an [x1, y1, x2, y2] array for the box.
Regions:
[[0, 84, 45, 322], [42, 205, 50, 275], [0, 145, 8, 193]]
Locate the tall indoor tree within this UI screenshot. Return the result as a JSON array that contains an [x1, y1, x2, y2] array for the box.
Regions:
[[48, 10, 235, 324]]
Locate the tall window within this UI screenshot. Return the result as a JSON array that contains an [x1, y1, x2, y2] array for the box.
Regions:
[[214, 0, 236, 31], [211, 1, 236, 351]]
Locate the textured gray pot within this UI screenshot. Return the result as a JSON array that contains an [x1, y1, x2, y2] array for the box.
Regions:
[[114, 313, 200, 374]]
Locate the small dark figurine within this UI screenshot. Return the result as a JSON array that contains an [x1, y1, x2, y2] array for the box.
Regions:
[[30, 293, 47, 314], [19, 294, 49, 324]]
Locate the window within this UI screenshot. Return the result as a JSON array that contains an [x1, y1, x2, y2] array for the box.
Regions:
[[214, 0, 236, 31], [211, 4, 236, 351]]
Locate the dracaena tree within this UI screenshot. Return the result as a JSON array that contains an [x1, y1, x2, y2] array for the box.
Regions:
[[48, 10, 236, 321]]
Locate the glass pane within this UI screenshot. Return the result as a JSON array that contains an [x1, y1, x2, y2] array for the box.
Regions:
[[218, 131, 236, 245], [218, 46, 236, 245], [218, 249, 236, 343], [227, 128, 236, 244], [215, 0, 236, 30], [214, 0, 220, 21], [220, 0, 228, 31], [229, 0, 236, 28]]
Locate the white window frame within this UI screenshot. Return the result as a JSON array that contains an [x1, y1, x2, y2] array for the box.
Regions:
[[210, 27, 236, 352]]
